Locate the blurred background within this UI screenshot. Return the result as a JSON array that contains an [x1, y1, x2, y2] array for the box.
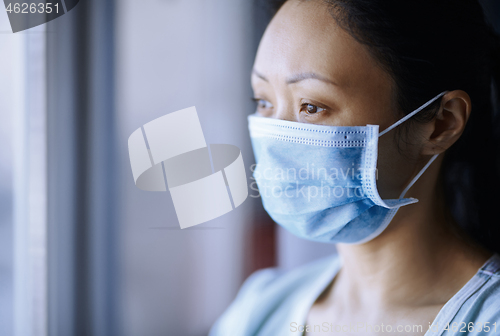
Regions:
[[0, 0, 498, 335]]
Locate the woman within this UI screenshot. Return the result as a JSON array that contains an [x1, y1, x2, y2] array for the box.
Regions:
[[210, 0, 500, 335]]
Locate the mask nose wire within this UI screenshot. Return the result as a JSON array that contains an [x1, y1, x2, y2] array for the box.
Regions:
[[378, 91, 448, 137]]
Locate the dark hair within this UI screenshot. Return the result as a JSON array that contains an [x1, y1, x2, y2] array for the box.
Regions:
[[266, 0, 500, 253]]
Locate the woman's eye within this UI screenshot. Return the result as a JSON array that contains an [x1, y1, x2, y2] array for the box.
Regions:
[[301, 103, 325, 114], [253, 98, 273, 110]]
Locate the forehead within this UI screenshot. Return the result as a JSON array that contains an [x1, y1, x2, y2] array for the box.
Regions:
[[253, 0, 384, 89]]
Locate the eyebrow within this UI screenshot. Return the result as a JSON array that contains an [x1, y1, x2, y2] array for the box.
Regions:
[[252, 69, 338, 86]]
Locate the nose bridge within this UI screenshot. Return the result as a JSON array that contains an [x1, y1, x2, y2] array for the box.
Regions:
[[272, 95, 297, 122]]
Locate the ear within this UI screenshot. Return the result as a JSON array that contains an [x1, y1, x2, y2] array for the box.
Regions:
[[420, 90, 471, 155]]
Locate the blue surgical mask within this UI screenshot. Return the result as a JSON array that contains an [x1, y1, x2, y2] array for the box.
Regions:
[[248, 92, 446, 244]]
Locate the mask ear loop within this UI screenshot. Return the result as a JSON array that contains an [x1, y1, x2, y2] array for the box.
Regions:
[[378, 91, 448, 137], [398, 153, 439, 199], [377, 91, 447, 199]]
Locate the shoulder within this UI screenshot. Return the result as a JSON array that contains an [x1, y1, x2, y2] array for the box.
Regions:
[[442, 253, 500, 335], [465, 254, 500, 319], [209, 253, 339, 336]]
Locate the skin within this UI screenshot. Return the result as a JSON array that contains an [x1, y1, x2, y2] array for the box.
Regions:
[[251, 0, 492, 335]]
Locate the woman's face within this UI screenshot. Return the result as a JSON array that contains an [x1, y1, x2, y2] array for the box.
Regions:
[[251, 0, 427, 199]]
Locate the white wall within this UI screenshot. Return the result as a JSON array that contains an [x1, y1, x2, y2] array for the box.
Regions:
[[0, 10, 48, 336], [115, 1, 256, 335], [0, 11, 16, 336]]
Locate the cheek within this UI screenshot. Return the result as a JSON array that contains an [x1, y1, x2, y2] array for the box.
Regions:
[[324, 79, 395, 129], [376, 131, 423, 199]]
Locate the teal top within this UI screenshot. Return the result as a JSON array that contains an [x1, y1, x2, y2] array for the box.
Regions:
[[209, 253, 500, 336]]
